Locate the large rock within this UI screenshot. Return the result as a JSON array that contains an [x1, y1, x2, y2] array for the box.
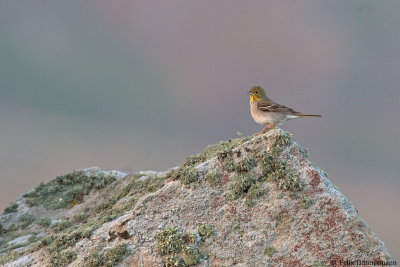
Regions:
[[0, 129, 394, 266]]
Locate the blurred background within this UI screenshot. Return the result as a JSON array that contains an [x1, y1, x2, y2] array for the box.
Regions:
[[0, 0, 399, 257]]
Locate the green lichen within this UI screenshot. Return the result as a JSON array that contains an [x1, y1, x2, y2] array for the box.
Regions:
[[18, 213, 36, 229], [222, 159, 236, 172], [24, 171, 116, 209], [28, 233, 40, 243], [85, 245, 130, 267], [0, 172, 168, 266], [51, 220, 73, 233], [235, 158, 256, 173], [277, 174, 301, 191], [252, 132, 302, 192], [41, 225, 93, 252], [233, 225, 243, 234], [0, 224, 5, 235], [19, 213, 35, 223], [74, 210, 89, 223], [268, 132, 293, 155], [141, 175, 166, 192], [206, 172, 221, 187], [37, 217, 52, 227], [156, 227, 185, 255], [85, 251, 104, 267], [168, 136, 252, 185], [258, 153, 274, 174], [93, 197, 119, 214], [259, 153, 302, 192], [119, 174, 165, 198], [50, 249, 77, 267], [4, 202, 18, 214], [230, 174, 255, 200], [198, 224, 214, 240], [103, 243, 129, 267], [182, 246, 200, 265], [155, 227, 205, 266], [298, 146, 309, 158], [170, 167, 199, 185], [0, 250, 24, 265], [193, 137, 251, 166], [164, 255, 186, 267], [73, 173, 165, 226], [183, 233, 197, 244], [5, 224, 17, 232], [245, 182, 265, 207], [301, 197, 315, 209], [85, 251, 103, 267], [264, 246, 277, 257], [274, 212, 292, 234]]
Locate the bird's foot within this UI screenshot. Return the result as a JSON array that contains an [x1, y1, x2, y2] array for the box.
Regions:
[[257, 123, 275, 135]]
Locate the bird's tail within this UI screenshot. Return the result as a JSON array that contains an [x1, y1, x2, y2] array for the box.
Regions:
[[297, 113, 322, 117]]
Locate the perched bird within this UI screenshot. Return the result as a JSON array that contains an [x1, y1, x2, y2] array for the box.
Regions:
[[248, 86, 321, 134]]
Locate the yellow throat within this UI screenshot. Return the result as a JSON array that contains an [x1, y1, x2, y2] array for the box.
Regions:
[[250, 94, 261, 104]]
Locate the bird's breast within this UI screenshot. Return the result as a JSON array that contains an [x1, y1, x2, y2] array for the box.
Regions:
[[250, 102, 271, 125]]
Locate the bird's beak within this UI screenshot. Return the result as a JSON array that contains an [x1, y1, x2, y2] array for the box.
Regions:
[[247, 91, 253, 95]]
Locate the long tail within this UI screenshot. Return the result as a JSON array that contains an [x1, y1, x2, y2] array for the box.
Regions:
[[297, 113, 322, 117]]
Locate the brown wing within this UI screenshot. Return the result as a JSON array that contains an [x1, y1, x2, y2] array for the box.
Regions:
[[257, 99, 299, 115]]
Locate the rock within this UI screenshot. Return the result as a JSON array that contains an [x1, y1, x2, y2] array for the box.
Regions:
[[8, 234, 32, 247], [0, 129, 394, 266], [4, 255, 32, 267]]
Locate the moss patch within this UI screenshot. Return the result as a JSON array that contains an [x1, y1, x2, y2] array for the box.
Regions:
[[235, 158, 256, 173], [185, 137, 252, 168], [198, 224, 214, 240], [51, 220, 73, 233], [0, 172, 166, 266], [206, 172, 222, 187], [37, 217, 51, 228], [229, 174, 255, 200], [50, 249, 77, 267], [170, 167, 199, 185], [182, 246, 200, 265], [18, 213, 36, 229], [245, 182, 265, 207], [0, 250, 24, 265], [24, 170, 117, 209], [259, 153, 302, 192], [103, 243, 130, 267], [168, 136, 252, 185], [85, 251, 104, 267], [155, 227, 206, 266], [155, 227, 185, 255], [268, 132, 293, 155], [264, 246, 277, 257], [41, 225, 93, 252], [301, 197, 315, 209], [4, 202, 18, 214], [164, 255, 186, 267]]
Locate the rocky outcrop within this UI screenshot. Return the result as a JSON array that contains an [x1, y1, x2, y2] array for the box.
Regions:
[[0, 129, 394, 266]]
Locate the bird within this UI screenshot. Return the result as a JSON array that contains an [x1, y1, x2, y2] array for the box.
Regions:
[[248, 86, 321, 134]]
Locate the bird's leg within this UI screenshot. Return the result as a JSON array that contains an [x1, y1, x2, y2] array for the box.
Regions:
[[258, 123, 275, 135]]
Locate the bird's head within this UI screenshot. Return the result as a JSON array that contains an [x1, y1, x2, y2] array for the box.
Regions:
[[248, 86, 266, 103]]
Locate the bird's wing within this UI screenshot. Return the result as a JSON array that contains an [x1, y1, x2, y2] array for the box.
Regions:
[[257, 99, 299, 115]]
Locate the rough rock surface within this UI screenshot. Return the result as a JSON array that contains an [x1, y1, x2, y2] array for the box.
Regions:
[[0, 129, 394, 266]]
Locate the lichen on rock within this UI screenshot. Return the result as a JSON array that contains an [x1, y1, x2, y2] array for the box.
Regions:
[[0, 129, 394, 266]]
